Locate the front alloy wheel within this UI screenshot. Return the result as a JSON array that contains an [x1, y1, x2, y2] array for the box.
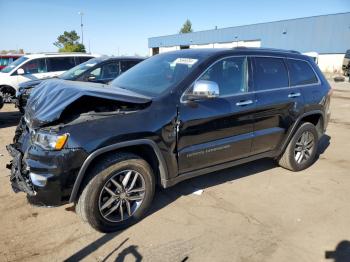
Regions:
[[99, 170, 146, 222], [76, 153, 155, 233]]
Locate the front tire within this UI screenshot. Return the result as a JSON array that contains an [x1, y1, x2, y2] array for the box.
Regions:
[[76, 153, 155, 233], [278, 122, 319, 171]]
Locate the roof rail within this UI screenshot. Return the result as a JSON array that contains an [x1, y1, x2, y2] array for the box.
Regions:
[[28, 52, 90, 55], [232, 47, 301, 54]]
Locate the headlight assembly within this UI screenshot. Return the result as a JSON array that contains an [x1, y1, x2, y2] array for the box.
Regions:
[[33, 132, 69, 150]]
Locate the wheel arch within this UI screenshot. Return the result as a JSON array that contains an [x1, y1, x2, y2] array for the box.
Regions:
[[69, 139, 168, 203], [279, 110, 325, 156], [0, 85, 17, 99]]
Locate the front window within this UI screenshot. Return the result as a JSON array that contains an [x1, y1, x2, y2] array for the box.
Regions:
[[1, 56, 28, 73], [59, 58, 100, 80], [111, 53, 204, 96], [197, 57, 248, 96], [20, 58, 47, 74]]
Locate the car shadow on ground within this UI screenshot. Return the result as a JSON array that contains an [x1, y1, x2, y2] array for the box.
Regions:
[[65, 135, 331, 261], [325, 240, 350, 262], [0, 110, 22, 129]]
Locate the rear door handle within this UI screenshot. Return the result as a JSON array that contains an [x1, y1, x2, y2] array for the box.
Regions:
[[288, 92, 301, 98], [236, 100, 254, 106]]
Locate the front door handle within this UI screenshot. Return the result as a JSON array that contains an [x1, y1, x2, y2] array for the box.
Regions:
[[288, 92, 301, 98], [236, 100, 254, 106]]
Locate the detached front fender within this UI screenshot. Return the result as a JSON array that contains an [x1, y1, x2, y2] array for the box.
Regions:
[[68, 139, 168, 202]]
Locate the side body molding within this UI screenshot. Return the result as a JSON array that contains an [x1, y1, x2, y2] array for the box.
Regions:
[[69, 139, 168, 202]]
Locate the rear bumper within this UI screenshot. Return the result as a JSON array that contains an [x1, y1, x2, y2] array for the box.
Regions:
[[6, 135, 88, 206]]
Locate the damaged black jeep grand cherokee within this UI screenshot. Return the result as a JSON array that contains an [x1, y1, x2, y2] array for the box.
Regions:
[[7, 48, 331, 232]]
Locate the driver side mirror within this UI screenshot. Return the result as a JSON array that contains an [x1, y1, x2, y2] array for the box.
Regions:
[[87, 75, 96, 81], [17, 68, 24, 75], [186, 80, 220, 101]]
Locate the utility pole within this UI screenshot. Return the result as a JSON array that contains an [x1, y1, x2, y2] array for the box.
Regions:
[[78, 11, 84, 45]]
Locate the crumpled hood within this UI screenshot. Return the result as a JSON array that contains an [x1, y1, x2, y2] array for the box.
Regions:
[[19, 78, 48, 89], [25, 79, 151, 129]]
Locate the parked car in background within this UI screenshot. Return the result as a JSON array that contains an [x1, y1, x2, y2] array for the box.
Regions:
[[0, 54, 23, 70], [342, 49, 350, 76], [0, 53, 98, 102], [16, 56, 144, 112], [0, 94, 3, 110], [7, 48, 331, 232]]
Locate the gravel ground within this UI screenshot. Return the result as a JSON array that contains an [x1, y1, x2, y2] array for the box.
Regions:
[[0, 81, 349, 262]]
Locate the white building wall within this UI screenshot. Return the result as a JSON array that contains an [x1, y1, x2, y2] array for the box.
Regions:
[[317, 54, 345, 73], [159, 46, 180, 53]]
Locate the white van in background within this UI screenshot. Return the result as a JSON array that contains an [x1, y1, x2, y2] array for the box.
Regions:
[[0, 53, 99, 102]]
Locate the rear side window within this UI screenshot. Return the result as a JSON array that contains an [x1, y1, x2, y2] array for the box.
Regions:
[[253, 57, 289, 91], [47, 57, 76, 72], [286, 59, 318, 86], [76, 56, 93, 64], [120, 60, 141, 72]]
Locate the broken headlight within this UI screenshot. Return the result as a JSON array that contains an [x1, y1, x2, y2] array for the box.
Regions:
[[33, 132, 69, 150]]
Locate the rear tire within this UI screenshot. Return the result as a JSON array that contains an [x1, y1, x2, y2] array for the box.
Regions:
[[278, 122, 319, 171], [76, 153, 155, 233]]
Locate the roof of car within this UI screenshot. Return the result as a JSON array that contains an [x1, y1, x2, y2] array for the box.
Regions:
[[0, 54, 23, 57], [96, 56, 145, 62], [22, 53, 99, 59], [165, 47, 307, 59]]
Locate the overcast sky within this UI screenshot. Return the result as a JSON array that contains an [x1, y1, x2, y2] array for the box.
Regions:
[[0, 0, 349, 56]]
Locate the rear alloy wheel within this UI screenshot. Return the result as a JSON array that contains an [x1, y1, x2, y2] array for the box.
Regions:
[[76, 153, 155, 233], [294, 131, 315, 165], [278, 122, 318, 171]]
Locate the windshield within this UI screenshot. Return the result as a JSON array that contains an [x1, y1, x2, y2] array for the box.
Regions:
[[59, 58, 100, 80], [1, 56, 28, 73], [111, 53, 204, 96]]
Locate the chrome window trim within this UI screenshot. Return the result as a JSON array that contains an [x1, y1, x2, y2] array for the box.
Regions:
[[180, 54, 321, 103]]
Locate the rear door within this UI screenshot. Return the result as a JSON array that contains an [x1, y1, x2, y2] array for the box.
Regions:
[[177, 56, 256, 173], [251, 56, 304, 155]]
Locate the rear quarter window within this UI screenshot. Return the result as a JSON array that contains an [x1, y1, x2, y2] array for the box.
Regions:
[[286, 59, 318, 86]]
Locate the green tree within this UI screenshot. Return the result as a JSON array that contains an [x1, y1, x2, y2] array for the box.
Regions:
[[54, 30, 86, 52], [180, 19, 193, 34]]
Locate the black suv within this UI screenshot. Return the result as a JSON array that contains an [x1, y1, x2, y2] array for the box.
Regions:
[[7, 48, 331, 232], [15, 56, 143, 112]]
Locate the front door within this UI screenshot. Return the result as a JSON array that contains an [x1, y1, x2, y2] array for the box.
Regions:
[[177, 56, 256, 174], [16, 58, 48, 84]]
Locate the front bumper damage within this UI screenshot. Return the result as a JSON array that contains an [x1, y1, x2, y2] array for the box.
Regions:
[[6, 120, 89, 206], [6, 143, 35, 196]]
